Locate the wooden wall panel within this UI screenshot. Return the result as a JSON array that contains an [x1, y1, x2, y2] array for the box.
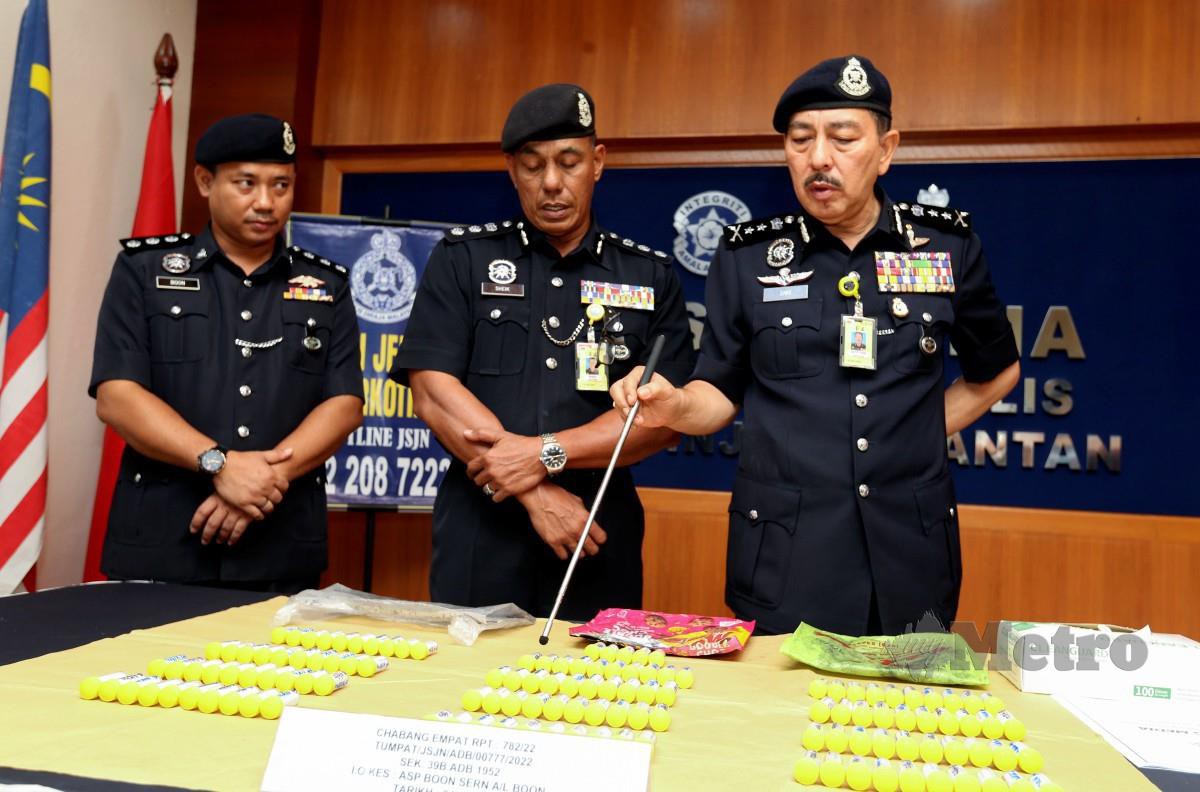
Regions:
[[313, 0, 1200, 148], [182, 0, 325, 230], [321, 490, 1200, 640]]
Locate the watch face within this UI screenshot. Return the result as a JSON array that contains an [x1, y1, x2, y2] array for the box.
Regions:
[[200, 449, 226, 474], [541, 445, 567, 471]]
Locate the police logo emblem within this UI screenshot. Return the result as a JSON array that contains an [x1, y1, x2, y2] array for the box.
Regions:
[[672, 190, 752, 277], [836, 56, 872, 98], [487, 259, 517, 285], [161, 252, 191, 274], [282, 122, 296, 155], [577, 93, 592, 127], [349, 229, 417, 324], [766, 238, 795, 269]]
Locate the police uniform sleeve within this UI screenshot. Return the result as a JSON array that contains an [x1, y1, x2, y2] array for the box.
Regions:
[[388, 240, 471, 386], [950, 232, 1019, 383], [690, 239, 751, 404], [321, 272, 364, 401], [641, 259, 696, 387], [88, 250, 150, 398]]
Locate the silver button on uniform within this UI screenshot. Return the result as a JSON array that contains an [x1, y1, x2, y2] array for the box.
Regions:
[[241, 309, 252, 321], [612, 321, 623, 333], [748, 509, 759, 520], [237, 425, 250, 438], [489, 309, 501, 320], [551, 276, 563, 288], [170, 305, 181, 316], [239, 385, 252, 397], [243, 279, 253, 288], [781, 316, 793, 327], [134, 473, 142, 483], [545, 358, 557, 370], [858, 484, 870, 498], [548, 316, 560, 329], [241, 347, 252, 358], [856, 438, 869, 452], [922, 312, 933, 323], [855, 394, 868, 408], [306, 318, 317, 328]]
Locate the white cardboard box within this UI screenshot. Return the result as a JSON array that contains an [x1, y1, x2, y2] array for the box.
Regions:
[[996, 620, 1200, 701]]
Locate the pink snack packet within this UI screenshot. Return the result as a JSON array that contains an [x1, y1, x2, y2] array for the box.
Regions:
[[569, 608, 755, 657]]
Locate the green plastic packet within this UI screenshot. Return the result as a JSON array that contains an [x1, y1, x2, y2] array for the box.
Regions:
[[780, 622, 989, 686]]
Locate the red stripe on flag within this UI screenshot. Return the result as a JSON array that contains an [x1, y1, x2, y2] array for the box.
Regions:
[[0, 380, 47, 480], [0, 467, 47, 562], [1, 293, 48, 386]]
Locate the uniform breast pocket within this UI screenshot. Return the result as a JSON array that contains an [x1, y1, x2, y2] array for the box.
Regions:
[[281, 301, 333, 375], [750, 299, 824, 379], [469, 302, 530, 376], [726, 476, 801, 608], [605, 310, 650, 381], [147, 292, 210, 363], [891, 296, 954, 375]]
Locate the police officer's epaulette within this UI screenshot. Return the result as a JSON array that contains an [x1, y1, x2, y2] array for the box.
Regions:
[[119, 232, 194, 252], [289, 245, 349, 278], [723, 212, 811, 249], [895, 202, 972, 235], [600, 231, 672, 264], [444, 219, 518, 243]]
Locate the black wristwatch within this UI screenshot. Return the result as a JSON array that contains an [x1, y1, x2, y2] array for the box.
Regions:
[[198, 445, 228, 475]]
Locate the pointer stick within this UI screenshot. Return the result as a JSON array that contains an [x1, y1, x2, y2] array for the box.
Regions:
[[539, 334, 667, 645]]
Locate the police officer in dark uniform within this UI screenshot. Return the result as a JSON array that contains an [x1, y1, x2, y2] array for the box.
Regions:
[[90, 114, 363, 593], [390, 84, 694, 619], [612, 57, 1020, 636]]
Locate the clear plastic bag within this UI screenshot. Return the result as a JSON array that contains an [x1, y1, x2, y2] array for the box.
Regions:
[[272, 583, 535, 646]]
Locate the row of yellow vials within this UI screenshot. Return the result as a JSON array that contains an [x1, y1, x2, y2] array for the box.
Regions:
[[267, 625, 437, 659], [502, 652, 696, 687], [801, 724, 1045, 774], [479, 667, 682, 705], [809, 699, 1027, 742], [792, 754, 1062, 792], [137, 656, 354, 693], [77, 673, 299, 719], [809, 679, 1005, 716], [205, 636, 436, 666], [157, 648, 391, 676], [461, 688, 674, 732], [430, 709, 660, 743]]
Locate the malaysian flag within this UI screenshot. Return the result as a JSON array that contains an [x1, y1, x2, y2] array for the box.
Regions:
[[0, 0, 50, 593]]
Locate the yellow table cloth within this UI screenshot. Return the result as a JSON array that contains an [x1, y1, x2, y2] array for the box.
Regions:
[[0, 598, 1155, 790]]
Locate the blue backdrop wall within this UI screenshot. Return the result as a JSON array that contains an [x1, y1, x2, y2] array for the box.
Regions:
[[332, 158, 1199, 517]]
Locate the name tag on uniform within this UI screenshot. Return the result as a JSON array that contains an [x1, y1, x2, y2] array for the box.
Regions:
[[155, 276, 200, 291], [762, 285, 808, 302], [481, 283, 525, 298]]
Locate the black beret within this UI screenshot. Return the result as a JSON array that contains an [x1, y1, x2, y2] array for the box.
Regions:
[[501, 84, 596, 153], [772, 55, 892, 133], [195, 113, 297, 169]]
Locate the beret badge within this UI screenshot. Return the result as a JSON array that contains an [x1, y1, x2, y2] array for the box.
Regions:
[[836, 56, 872, 98], [282, 122, 296, 156], [577, 92, 592, 128]]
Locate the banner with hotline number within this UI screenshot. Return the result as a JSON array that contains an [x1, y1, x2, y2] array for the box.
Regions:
[[287, 215, 450, 509]]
